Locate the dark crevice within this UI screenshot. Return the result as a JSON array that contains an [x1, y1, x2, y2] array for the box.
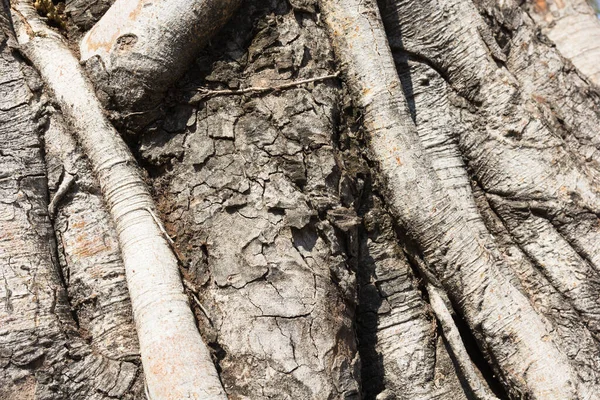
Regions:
[[398, 227, 509, 400], [450, 313, 509, 399], [355, 223, 386, 399], [331, 73, 385, 399], [208, 340, 227, 376]]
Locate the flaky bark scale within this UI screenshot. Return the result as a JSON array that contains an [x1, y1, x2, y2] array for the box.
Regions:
[[12, 2, 225, 399], [147, 7, 363, 397]]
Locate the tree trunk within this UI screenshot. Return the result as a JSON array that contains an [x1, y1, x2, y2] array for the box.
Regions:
[[3, 0, 600, 399]]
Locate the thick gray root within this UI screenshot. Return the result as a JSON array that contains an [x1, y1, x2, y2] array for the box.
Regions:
[[80, 0, 241, 119], [356, 197, 469, 400]]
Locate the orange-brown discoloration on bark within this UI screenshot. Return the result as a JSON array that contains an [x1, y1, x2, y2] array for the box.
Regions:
[[0, 229, 15, 242], [71, 219, 86, 229], [532, 94, 547, 104], [83, 0, 145, 54], [84, 30, 120, 55], [534, 0, 548, 13], [0, 375, 36, 400], [67, 219, 113, 258], [72, 234, 111, 258]]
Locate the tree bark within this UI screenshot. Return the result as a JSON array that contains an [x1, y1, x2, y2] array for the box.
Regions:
[[147, 5, 362, 397], [11, 1, 226, 398], [80, 0, 240, 113], [521, 0, 600, 85], [65, 0, 113, 30], [3, 0, 600, 398], [319, 0, 599, 397], [0, 3, 143, 398]]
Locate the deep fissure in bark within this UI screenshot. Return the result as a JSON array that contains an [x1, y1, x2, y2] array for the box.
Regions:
[[449, 311, 507, 399]]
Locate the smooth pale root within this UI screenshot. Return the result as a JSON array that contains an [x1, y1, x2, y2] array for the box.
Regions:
[[12, 2, 226, 399], [318, 0, 590, 398], [79, 0, 240, 108], [524, 0, 600, 85]]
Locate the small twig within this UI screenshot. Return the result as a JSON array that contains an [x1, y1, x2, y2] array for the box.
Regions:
[[119, 103, 162, 119], [48, 172, 75, 218], [144, 381, 152, 400], [195, 72, 340, 97], [145, 207, 174, 245], [145, 208, 211, 323], [183, 279, 212, 323], [427, 284, 499, 400]]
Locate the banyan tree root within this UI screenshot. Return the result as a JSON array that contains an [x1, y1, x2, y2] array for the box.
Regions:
[[318, 0, 596, 398], [11, 1, 226, 399], [79, 0, 241, 112], [379, 0, 600, 385]]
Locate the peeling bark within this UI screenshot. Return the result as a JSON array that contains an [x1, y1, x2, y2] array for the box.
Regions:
[[143, 4, 361, 397]]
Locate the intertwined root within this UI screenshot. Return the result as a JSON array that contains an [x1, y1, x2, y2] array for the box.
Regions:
[[3, 0, 600, 398], [12, 1, 227, 398]]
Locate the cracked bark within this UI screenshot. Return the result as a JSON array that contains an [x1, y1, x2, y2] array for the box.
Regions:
[[145, 4, 362, 397], [520, 0, 600, 86], [4, 0, 600, 398]]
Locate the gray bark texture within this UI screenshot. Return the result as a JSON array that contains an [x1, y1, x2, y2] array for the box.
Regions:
[[0, 3, 143, 399], [65, 0, 112, 30], [520, 0, 600, 85], [3, 0, 600, 399]]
